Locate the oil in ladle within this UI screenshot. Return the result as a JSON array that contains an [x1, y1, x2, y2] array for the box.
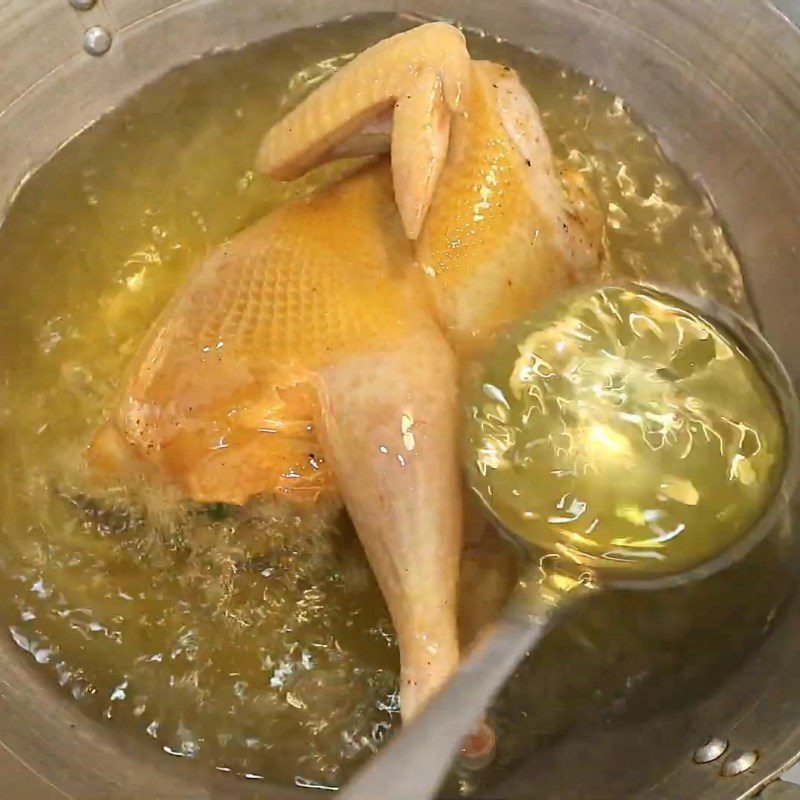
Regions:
[[468, 284, 787, 582], [341, 283, 798, 800]]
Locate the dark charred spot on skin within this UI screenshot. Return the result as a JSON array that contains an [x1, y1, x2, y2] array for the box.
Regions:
[[525, 159, 531, 167]]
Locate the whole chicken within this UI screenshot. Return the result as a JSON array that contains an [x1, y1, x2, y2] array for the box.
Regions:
[[92, 22, 603, 730]]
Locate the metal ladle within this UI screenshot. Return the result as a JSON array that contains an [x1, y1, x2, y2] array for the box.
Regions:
[[342, 283, 800, 800]]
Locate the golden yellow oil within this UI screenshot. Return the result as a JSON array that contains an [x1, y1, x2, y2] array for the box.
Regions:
[[0, 13, 790, 794], [465, 285, 784, 577]]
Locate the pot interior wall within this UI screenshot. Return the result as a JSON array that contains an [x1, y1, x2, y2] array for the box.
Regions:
[[1, 2, 799, 799]]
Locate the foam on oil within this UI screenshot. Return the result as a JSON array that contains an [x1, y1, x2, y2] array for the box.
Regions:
[[0, 13, 790, 793]]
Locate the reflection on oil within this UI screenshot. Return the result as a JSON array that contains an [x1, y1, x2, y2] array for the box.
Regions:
[[466, 286, 784, 576], [0, 12, 788, 793]]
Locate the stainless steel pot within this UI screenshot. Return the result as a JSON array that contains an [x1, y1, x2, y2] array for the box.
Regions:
[[2, 1, 800, 798]]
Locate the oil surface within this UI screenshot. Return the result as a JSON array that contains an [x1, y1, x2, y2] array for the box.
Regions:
[[0, 13, 789, 794], [466, 286, 784, 577]]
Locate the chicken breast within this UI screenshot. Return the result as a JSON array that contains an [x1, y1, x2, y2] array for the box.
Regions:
[[416, 60, 604, 350]]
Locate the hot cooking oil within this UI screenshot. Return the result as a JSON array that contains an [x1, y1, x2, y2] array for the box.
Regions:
[[0, 12, 789, 793], [465, 285, 785, 577]]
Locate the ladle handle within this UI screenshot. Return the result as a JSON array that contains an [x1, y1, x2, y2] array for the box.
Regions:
[[341, 588, 582, 800]]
